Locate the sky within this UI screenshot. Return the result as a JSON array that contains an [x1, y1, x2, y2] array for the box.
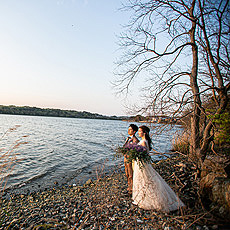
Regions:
[[0, 0, 133, 116]]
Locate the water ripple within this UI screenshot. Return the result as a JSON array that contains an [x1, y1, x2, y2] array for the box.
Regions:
[[0, 115, 183, 193]]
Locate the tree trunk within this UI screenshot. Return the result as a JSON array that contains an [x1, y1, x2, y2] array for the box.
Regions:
[[199, 91, 229, 162], [188, 4, 202, 168]]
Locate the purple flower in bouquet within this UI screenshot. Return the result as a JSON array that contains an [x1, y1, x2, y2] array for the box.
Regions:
[[124, 143, 147, 153], [115, 143, 152, 167]]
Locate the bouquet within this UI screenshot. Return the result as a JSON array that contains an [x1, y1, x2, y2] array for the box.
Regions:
[[115, 143, 152, 167]]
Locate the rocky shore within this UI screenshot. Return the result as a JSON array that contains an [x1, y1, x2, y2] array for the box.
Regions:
[[0, 154, 227, 229]]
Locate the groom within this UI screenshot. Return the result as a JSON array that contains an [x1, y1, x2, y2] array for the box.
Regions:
[[124, 124, 139, 196]]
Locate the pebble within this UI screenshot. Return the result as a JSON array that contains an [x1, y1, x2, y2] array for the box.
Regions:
[[137, 219, 144, 223], [0, 154, 223, 229]]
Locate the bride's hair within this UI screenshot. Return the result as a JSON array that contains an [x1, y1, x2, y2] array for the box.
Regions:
[[139, 125, 152, 150]]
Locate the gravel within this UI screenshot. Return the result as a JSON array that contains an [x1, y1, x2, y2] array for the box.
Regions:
[[0, 154, 225, 229]]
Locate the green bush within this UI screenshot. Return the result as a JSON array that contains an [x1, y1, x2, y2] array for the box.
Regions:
[[213, 112, 230, 144]]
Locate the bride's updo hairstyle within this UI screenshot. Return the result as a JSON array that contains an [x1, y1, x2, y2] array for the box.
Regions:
[[139, 125, 152, 150]]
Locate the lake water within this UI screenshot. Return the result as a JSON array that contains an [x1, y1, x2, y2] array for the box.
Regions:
[[0, 114, 182, 194]]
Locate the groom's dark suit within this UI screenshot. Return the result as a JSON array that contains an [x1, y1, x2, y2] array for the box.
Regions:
[[124, 135, 139, 195]]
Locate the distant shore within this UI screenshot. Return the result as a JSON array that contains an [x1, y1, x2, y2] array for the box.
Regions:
[[0, 105, 127, 121]]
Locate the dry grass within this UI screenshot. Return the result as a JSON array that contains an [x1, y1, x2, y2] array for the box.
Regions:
[[0, 125, 28, 196], [172, 132, 190, 154]]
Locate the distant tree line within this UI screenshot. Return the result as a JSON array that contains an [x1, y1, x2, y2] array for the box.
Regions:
[[0, 105, 122, 120]]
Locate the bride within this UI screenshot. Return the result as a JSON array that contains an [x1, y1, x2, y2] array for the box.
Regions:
[[132, 125, 185, 212]]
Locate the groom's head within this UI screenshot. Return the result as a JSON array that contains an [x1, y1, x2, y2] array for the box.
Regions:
[[128, 124, 138, 136]]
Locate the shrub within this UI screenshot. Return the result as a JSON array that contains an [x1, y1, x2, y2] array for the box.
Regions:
[[172, 132, 190, 154]]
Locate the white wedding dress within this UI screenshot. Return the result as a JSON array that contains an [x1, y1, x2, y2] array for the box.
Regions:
[[132, 140, 185, 212]]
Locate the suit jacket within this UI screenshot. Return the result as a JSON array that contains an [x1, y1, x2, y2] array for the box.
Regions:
[[125, 135, 139, 145], [124, 135, 139, 164]]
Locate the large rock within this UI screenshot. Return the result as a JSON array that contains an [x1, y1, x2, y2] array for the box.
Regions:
[[199, 156, 230, 220], [200, 156, 226, 179], [211, 177, 230, 217]]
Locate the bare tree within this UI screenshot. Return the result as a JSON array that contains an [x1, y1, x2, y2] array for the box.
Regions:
[[114, 0, 230, 169]]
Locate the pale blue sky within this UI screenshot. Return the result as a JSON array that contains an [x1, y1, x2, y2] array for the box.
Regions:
[[0, 0, 133, 116]]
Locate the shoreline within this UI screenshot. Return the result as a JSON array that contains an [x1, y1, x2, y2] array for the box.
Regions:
[[3, 154, 167, 198], [2, 158, 124, 198], [1, 154, 226, 229]]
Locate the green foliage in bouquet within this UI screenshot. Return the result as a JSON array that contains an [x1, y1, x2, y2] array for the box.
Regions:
[[115, 143, 152, 168]]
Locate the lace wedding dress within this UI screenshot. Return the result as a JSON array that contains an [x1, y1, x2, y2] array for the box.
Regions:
[[132, 140, 185, 212]]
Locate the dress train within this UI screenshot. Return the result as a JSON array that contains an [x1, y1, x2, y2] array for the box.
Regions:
[[132, 160, 185, 212]]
